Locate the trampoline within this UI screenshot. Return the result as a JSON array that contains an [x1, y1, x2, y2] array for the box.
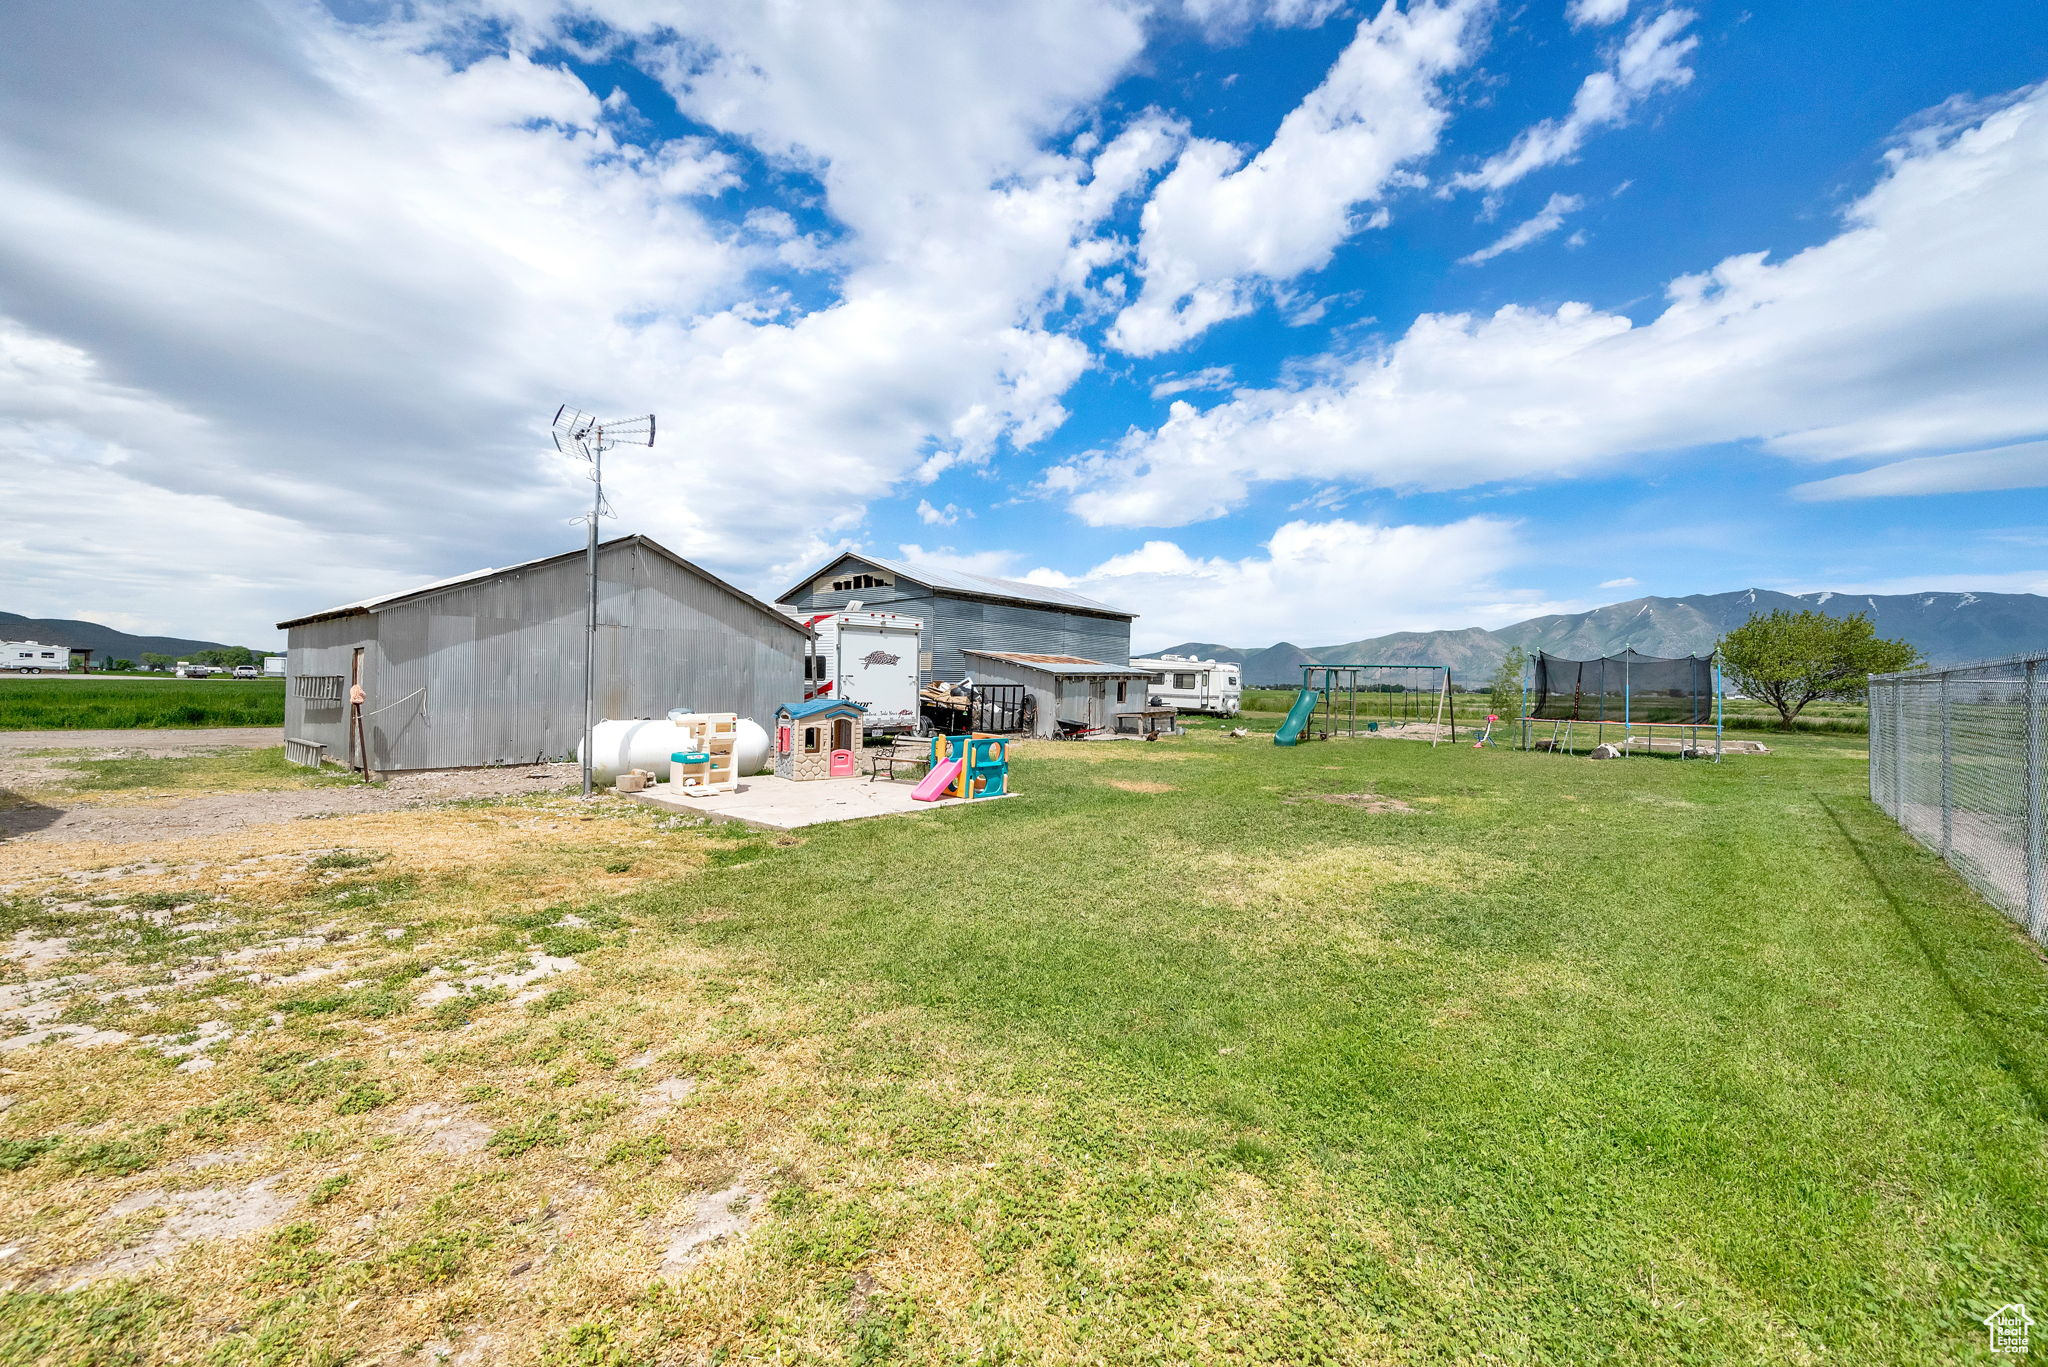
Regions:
[[1520, 649, 1722, 760]]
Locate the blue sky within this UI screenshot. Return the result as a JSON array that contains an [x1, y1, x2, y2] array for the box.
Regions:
[[2, 0, 2044, 650]]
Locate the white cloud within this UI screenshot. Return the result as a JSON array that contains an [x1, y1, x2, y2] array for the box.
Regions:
[[1453, 8, 1696, 194], [1150, 365, 1237, 399], [1460, 192, 1583, 264], [1791, 439, 2048, 500], [1109, 0, 1489, 354], [915, 499, 970, 525], [0, 1, 1170, 638], [1566, 0, 1631, 27], [1598, 576, 1639, 588], [1054, 82, 2048, 526], [1031, 515, 1534, 647]]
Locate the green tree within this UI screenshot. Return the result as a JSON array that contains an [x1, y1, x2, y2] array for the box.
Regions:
[[140, 653, 174, 672], [105, 658, 135, 672], [194, 646, 257, 668], [1487, 646, 1528, 721], [1717, 610, 1920, 728]]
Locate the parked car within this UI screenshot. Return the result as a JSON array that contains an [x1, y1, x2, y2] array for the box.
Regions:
[[232, 665, 260, 679], [179, 665, 211, 678]]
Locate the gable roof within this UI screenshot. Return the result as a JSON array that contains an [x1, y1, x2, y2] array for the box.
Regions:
[[779, 551, 1134, 619], [778, 697, 867, 719], [277, 535, 807, 638], [964, 650, 1150, 678]]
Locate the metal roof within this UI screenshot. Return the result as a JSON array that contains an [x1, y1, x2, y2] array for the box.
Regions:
[[780, 552, 1134, 618], [964, 650, 1150, 677], [276, 535, 807, 637]]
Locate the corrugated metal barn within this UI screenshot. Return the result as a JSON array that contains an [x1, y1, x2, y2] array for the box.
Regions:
[[277, 535, 807, 772], [777, 552, 1134, 684], [961, 650, 1153, 737]]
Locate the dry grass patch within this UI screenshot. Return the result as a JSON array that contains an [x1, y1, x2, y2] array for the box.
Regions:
[[1104, 779, 1177, 794]]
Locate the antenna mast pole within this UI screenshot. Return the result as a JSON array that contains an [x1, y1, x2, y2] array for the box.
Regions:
[[550, 406, 654, 801], [583, 437, 601, 798]]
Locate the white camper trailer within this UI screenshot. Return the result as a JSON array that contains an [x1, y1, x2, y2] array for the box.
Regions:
[[3, 641, 66, 673], [787, 609, 923, 735], [1133, 654, 1242, 716]]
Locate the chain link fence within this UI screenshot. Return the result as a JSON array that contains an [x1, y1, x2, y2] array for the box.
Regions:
[[1869, 653, 2047, 944]]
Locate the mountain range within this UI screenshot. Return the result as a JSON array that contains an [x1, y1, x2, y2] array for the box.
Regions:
[[0, 611, 244, 664], [1158, 589, 2048, 685]]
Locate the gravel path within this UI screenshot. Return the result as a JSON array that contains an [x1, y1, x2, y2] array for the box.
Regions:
[[0, 725, 579, 844], [0, 727, 283, 754]]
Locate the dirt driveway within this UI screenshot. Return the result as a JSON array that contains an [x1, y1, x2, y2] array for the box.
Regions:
[[0, 728, 579, 845]]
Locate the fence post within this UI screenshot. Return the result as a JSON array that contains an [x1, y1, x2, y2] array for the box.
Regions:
[[1891, 681, 1906, 819], [2027, 659, 2044, 941], [1939, 671, 1953, 856]]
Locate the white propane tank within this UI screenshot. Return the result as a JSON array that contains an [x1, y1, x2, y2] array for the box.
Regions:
[[580, 719, 694, 785], [580, 716, 775, 783], [734, 717, 770, 776]]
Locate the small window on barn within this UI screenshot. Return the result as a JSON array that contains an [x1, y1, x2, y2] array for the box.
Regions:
[[1116, 681, 1128, 703], [826, 572, 893, 592], [803, 726, 821, 753]]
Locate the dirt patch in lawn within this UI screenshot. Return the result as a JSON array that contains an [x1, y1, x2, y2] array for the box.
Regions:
[[1288, 793, 1417, 814], [1104, 780, 1177, 794]]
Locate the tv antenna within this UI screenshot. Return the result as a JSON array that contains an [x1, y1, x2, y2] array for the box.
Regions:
[[552, 405, 656, 797]]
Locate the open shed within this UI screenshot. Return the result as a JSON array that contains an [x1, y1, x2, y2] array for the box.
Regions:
[[276, 535, 807, 772], [961, 650, 1152, 737]]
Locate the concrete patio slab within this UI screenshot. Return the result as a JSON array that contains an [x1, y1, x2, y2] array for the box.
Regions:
[[627, 774, 1013, 831]]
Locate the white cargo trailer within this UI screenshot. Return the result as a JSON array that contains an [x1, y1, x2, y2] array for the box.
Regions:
[[788, 610, 923, 734], [1132, 654, 1242, 716], [2, 641, 66, 673]]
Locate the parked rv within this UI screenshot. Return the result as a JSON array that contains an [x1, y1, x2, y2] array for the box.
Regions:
[[2, 641, 66, 673], [788, 609, 924, 735], [1133, 654, 1242, 716]]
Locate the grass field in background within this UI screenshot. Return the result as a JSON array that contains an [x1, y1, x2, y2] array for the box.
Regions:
[[0, 678, 285, 730], [1239, 686, 1870, 734], [1, 726, 2041, 1361]]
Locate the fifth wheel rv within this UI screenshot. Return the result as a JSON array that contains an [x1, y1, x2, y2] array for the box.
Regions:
[[789, 609, 924, 734]]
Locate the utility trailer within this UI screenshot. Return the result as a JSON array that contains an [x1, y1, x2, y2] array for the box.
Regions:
[[2, 641, 66, 673], [789, 609, 923, 735]]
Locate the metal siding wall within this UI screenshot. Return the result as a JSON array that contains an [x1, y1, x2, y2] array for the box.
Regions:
[[367, 606, 431, 770], [934, 597, 1133, 682], [318, 542, 806, 771], [284, 617, 372, 761]]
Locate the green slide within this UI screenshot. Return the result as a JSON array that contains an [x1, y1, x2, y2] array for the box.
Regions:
[[1273, 688, 1318, 746]]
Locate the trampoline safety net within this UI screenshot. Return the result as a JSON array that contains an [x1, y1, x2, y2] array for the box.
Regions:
[[1528, 650, 1716, 724]]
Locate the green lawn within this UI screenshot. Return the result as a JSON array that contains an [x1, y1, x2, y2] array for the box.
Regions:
[[641, 725, 2045, 1362], [1, 728, 2040, 1362], [0, 678, 285, 730]]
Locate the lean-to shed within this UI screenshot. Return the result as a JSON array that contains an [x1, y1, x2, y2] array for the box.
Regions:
[[276, 535, 807, 772], [960, 650, 1152, 737], [777, 552, 1134, 685]]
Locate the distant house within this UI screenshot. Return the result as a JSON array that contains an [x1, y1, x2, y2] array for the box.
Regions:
[[778, 552, 1134, 686], [276, 535, 807, 772]]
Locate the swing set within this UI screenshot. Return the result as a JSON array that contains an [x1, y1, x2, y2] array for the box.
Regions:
[[1296, 664, 1457, 745]]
